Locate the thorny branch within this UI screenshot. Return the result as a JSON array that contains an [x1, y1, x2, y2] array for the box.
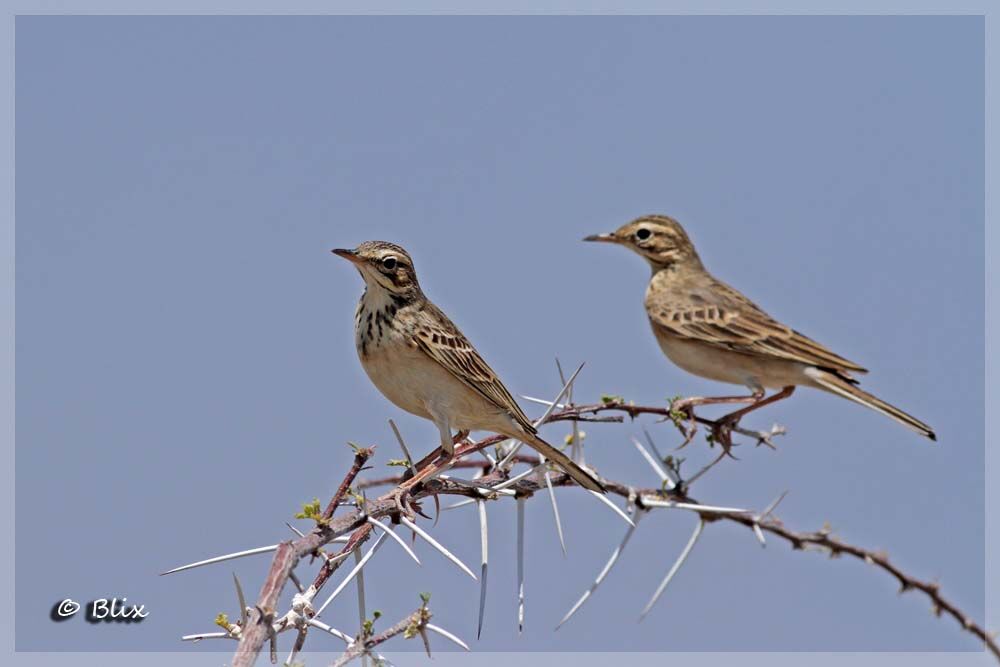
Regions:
[[172, 393, 996, 666], [331, 604, 431, 667]]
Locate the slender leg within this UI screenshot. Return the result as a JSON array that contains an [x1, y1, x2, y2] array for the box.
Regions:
[[720, 386, 795, 424], [393, 416, 461, 514], [407, 429, 469, 475]]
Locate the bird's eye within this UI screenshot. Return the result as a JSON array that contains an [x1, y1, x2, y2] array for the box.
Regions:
[[635, 228, 652, 241], [381, 256, 397, 270]]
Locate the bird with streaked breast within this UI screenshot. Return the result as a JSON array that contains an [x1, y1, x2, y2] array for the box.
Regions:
[[584, 214, 935, 441], [332, 241, 606, 492]]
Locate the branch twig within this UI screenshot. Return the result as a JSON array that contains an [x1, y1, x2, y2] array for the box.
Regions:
[[187, 397, 993, 664]]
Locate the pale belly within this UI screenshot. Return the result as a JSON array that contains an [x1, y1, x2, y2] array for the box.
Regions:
[[652, 325, 808, 390], [358, 336, 511, 433]]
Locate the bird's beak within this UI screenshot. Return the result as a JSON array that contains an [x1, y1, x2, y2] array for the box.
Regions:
[[582, 232, 619, 244], [331, 248, 364, 265]]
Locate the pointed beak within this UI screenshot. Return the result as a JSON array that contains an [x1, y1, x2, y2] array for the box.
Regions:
[[331, 248, 364, 265], [582, 232, 619, 244]]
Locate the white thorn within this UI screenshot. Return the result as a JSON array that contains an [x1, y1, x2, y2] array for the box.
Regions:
[[494, 463, 545, 490], [367, 517, 421, 566], [499, 363, 584, 467], [181, 632, 230, 641], [557, 508, 644, 629], [388, 419, 417, 474], [639, 519, 705, 620], [589, 490, 636, 527], [752, 521, 767, 547], [353, 546, 370, 667], [307, 618, 353, 644], [520, 395, 569, 409], [631, 436, 671, 485], [642, 498, 750, 515], [477, 500, 489, 640], [443, 497, 478, 511], [314, 531, 389, 617], [425, 623, 470, 651], [516, 497, 526, 634], [162, 544, 279, 575], [760, 490, 790, 521], [400, 516, 477, 581], [542, 460, 567, 556], [233, 572, 248, 627]]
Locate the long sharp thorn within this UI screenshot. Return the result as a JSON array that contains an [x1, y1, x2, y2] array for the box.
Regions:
[[400, 516, 477, 581], [161, 544, 280, 575], [500, 363, 584, 468], [443, 497, 478, 511], [477, 500, 489, 640], [542, 460, 567, 556], [494, 464, 544, 490], [426, 623, 471, 651], [752, 521, 767, 547], [556, 358, 585, 464], [314, 531, 389, 617], [354, 548, 369, 667], [520, 395, 569, 409], [516, 497, 526, 634], [555, 357, 568, 388], [388, 419, 417, 474], [533, 362, 584, 428], [760, 490, 790, 521], [307, 618, 352, 644], [589, 491, 636, 527], [643, 498, 749, 514], [181, 632, 229, 641], [642, 426, 668, 465], [233, 572, 248, 627], [556, 508, 643, 629], [631, 436, 670, 484], [367, 517, 421, 565], [639, 519, 705, 621]]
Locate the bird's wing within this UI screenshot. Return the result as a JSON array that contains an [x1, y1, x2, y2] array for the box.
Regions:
[[411, 301, 537, 432], [647, 279, 868, 374]]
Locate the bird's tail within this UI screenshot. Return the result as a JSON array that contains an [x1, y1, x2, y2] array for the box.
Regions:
[[805, 368, 936, 440], [522, 432, 606, 493]]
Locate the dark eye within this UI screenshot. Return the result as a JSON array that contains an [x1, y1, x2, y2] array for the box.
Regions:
[[382, 256, 397, 270], [636, 228, 652, 241]]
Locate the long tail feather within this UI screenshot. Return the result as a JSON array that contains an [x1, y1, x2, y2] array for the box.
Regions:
[[805, 368, 936, 440], [524, 433, 606, 493]]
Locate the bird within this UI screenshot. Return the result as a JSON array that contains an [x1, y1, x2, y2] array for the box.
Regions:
[[583, 214, 935, 441], [332, 241, 606, 492]]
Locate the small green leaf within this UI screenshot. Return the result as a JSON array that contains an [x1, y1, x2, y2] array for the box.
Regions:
[[214, 612, 230, 630], [600, 394, 624, 404], [386, 458, 411, 468]]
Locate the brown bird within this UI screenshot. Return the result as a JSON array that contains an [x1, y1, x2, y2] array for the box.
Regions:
[[333, 241, 605, 491], [584, 214, 935, 441]]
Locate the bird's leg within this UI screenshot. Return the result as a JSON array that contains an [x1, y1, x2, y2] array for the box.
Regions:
[[713, 386, 796, 455], [403, 431, 470, 480], [670, 391, 765, 449], [392, 416, 460, 514]]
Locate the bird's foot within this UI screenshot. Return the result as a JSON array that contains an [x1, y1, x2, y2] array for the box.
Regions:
[[709, 416, 741, 460]]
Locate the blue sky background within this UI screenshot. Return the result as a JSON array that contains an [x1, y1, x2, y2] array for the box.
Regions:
[[15, 15, 983, 652]]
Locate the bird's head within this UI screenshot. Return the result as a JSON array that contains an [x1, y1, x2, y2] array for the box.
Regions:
[[584, 214, 701, 270], [332, 241, 421, 297]]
